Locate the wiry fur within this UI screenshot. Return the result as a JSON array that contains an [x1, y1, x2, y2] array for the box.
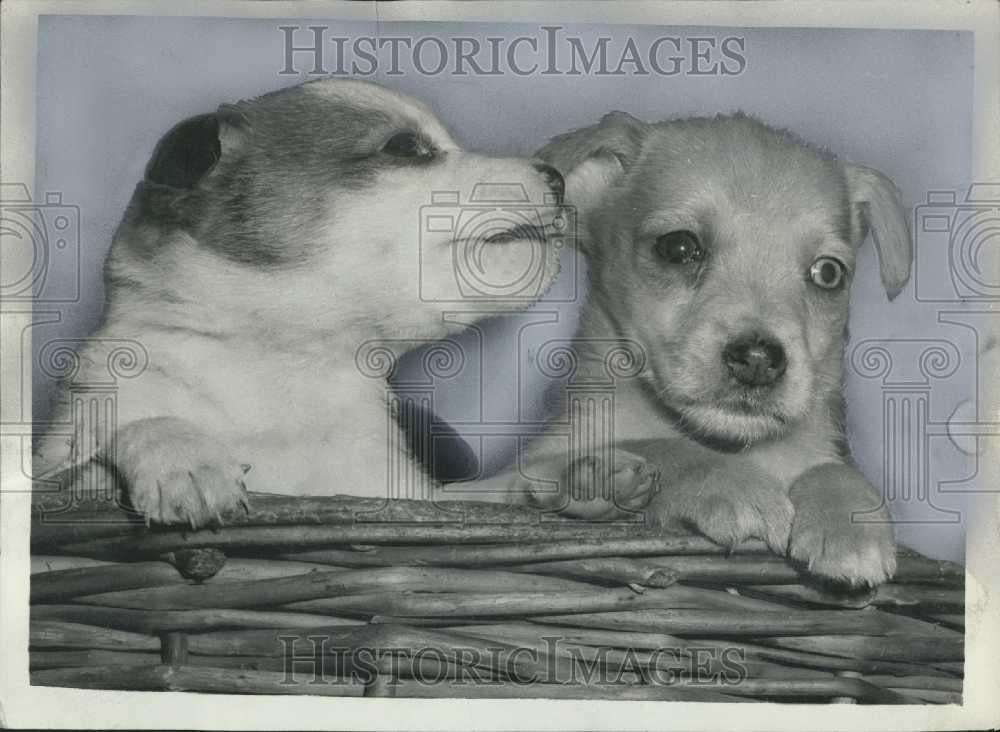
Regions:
[[491, 111, 912, 586]]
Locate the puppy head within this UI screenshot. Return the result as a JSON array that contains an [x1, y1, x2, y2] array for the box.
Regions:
[[117, 79, 565, 339], [541, 112, 911, 445]]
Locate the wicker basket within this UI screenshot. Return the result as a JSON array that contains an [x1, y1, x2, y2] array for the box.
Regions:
[[29, 492, 964, 704]]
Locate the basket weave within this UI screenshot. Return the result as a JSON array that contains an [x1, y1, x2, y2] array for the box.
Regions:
[[29, 492, 964, 704]]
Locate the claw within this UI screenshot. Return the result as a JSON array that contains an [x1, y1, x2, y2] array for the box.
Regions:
[[155, 480, 165, 526], [188, 469, 212, 524], [241, 463, 252, 474], [238, 488, 251, 516]]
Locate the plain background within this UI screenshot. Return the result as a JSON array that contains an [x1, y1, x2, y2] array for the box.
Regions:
[[29, 15, 983, 561]]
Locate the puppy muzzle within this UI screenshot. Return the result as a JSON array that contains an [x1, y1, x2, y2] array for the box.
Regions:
[[723, 332, 787, 388]]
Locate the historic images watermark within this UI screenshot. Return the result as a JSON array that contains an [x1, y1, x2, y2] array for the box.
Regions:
[[278, 25, 747, 77], [6, 171, 997, 531], [352, 178, 659, 521], [278, 634, 750, 688], [844, 184, 1000, 525], [1, 183, 147, 521]]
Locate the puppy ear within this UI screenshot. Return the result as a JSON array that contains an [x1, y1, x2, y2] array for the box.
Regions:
[[536, 111, 645, 208], [845, 163, 912, 300], [145, 106, 247, 190], [563, 151, 627, 214]]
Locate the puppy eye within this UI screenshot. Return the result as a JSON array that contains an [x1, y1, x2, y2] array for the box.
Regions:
[[809, 256, 847, 290], [654, 230, 703, 265], [382, 131, 433, 159]]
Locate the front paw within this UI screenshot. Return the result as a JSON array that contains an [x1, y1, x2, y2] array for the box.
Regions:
[[648, 462, 793, 554], [111, 417, 250, 528], [526, 449, 661, 520], [788, 463, 896, 587]]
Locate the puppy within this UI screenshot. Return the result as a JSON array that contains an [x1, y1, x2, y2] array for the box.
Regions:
[[33, 79, 571, 527], [496, 112, 911, 587]]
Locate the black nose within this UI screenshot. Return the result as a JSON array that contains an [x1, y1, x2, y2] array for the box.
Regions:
[[533, 162, 565, 205], [723, 333, 787, 387]]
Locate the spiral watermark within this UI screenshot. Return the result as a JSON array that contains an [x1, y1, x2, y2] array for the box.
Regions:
[[24, 337, 148, 519]]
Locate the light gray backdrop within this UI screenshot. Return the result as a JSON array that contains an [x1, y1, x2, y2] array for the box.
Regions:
[[30, 15, 983, 561]]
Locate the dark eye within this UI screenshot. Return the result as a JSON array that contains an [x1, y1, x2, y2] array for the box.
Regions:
[[809, 256, 847, 290], [382, 131, 432, 159], [654, 230, 703, 265]]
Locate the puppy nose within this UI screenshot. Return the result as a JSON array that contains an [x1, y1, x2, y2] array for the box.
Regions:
[[533, 162, 565, 205], [723, 333, 787, 387]]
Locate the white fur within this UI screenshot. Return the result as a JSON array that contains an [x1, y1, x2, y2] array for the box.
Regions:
[[34, 80, 564, 526]]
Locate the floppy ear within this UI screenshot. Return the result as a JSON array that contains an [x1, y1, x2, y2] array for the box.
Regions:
[[844, 163, 912, 301], [145, 106, 247, 189], [536, 111, 645, 212]]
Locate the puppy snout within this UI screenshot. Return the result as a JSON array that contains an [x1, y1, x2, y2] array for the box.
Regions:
[[533, 162, 565, 205], [723, 332, 787, 387]]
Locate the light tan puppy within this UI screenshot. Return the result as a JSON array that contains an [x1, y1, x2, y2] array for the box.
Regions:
[[502, 112, 911, 587]]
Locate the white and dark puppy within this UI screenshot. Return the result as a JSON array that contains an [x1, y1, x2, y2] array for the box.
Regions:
[[502, 112, 911, 587], [33, 79, 570, 527]]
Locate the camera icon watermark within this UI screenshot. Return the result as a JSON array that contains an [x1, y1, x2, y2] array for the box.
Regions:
[[0, 183, 81, 304], [913, 183, 1000, 302], [419, 183, 574, 303]]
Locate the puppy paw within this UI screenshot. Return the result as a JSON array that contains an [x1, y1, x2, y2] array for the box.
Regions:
[[789, 516, 896, 587], [527, 449, 661, 520], [111, 417, 250, 528], [648, 462, 793, 554], [788, 463, 896, 587]]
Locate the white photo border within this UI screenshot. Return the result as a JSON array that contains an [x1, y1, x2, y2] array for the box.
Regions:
[[2, 1, 997, 729]]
